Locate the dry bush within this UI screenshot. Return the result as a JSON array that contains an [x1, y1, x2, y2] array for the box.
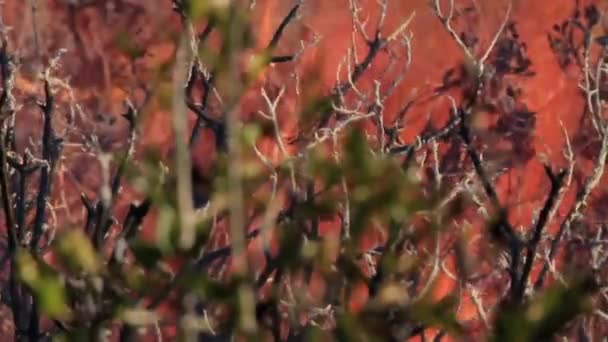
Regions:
[[0, 0, 606, 341]]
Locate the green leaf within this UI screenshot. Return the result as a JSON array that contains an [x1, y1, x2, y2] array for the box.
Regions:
[[119, 307, 159, 325], [409, 296, 464, 337], [335, 312, 374, 342], [56, 230, 101, 274], [240, 123, 262, 147], [129, 240, 164, 269], [156, 204, 178, 254], [114, 31, 146, 60], [492, 275, 596, 342], [17, 250, 72, 320]]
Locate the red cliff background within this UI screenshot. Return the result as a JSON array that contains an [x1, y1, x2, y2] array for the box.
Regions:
[[1, 0, 606, 339]]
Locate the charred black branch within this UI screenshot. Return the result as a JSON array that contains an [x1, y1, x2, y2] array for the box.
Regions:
[[88, 103, 139, 250], [8, 151, 44, 241], [513, 165, 567, 302], [317, 32, 387, 130], [0, 40, 17, 255], [267, 2, 301, 50], [31, 78, 62, 251]]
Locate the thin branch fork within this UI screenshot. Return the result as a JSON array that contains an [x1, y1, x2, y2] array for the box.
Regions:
[[188, 2, 302, 147], [91, 102, 140, 250], [266, 1, 304, 64], [80, 103, 141, 247], [109, 198, 152, 267], [8, 150, 45, 241], [316, 7, 415, 130], [31, 75, 62, 251], [461, 120, 526, 302], [431, 0, 535, 303], [387, 109, 461, 157], [111, 101, 138, 198], [0, 39, 33, 339], [513, 165, 567, 302], [535, 124, 608, 290], [389, 0, 513, 171], [334, 15, 413, 97], [0, 38, 43, 340], [535, 42, 608, 290], [432, 0, 512, 76], [171, 2, 221, 148], [455, 96, 526, 301], [186, 62, 223, 148]]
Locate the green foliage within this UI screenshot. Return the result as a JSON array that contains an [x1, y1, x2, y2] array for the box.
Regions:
[[129, 240, 164, 269], [114, 31, 146, 60], [408, 296, 464, 336], [492, 276, 596, 342], [56, 230, 101, 274], [17, 251, 72, 320]]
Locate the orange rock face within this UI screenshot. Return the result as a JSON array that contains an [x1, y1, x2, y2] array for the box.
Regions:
[[1, 0, 607, 339]]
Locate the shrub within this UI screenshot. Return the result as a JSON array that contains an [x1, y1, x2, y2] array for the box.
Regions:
[[0, 0, 605, 340]]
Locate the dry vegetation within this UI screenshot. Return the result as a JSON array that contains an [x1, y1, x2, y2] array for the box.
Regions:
[[0, 0, 607, 340]]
